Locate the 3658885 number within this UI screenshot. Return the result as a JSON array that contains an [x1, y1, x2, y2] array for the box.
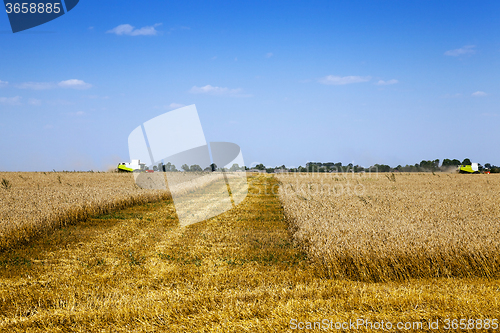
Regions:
[[443, 318, 498, 330], [5, 3, 61, 14]]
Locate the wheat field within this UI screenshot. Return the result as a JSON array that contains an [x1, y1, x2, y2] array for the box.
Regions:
[[0, 174, 499, 331], [0, 172, 171, 251], [277, 172, 500, 282], [0, 171, 238, 251]]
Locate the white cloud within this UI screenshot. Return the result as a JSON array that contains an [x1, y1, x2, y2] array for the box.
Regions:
[[472, 91, 487, 97], [444, 45, 476, 56], [0, 96, 21, 105], [319, 75, 371, 85], [16, 82, 54, 90], [376, 79, 398, 85], [66, 111, 86, 116], [0, 80, 8, 87], [107, 23, 162, 36], [265, 52, 273, 58], [28, 98, 42, 105], [190, 85, 251, 97], [58, 79, 92, 89], [168, 103, 185, 109], [13, 79, 91, 90]]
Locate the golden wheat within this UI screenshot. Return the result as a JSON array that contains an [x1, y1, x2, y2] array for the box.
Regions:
[[0, 172, 172, 251], [0, 175, 499, 331], [277, 172, 500, 281]]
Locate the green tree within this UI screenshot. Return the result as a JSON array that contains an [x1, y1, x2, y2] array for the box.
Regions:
[[190, 164, 203, 172], [229, 163, 241, 172], [163, 162, 178, 172], [442, 159, 462, 168], [462, 158, 472, 166], [181, 164, 190, 172], [255, 164, 266, 171], [371, 164, 391, 172]]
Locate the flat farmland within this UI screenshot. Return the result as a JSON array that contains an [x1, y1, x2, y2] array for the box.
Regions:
[[0, 172, 170, 251], [0, 173, 499, 331], [277, 172, 500, 281]]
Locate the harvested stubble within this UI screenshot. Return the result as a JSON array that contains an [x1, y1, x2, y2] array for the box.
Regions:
[[0, 171, 242, 251], [0, 172, 171, 251], [277, 172, 500, 282]]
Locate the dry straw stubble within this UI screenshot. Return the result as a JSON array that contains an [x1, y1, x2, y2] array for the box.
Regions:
[[0, 172, 170, 251]]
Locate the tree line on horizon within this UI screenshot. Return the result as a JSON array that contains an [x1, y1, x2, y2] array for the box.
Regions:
[[248, 159, 500, 173], [151, 159, 500, 174]]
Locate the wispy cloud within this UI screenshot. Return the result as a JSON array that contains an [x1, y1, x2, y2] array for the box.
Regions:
[[107, 23, 162, 36], [28, 98, 42, 105], [190, 85, 251, 97], [168, 103, 185, 109], [14, 79, 91, 90], [472, 91, 487, 97], [444, 45, 476, 57], [65, 111, 86, 116], [154, 103, 186, 110], [58, 79, 92, 89], [265, 52, 273, 58], [319, 75, 371, 85], [376, 79, 398, 85], [0, 96, 21, 105], [0, 80, 8, 87], [16, 82, 54, 90]]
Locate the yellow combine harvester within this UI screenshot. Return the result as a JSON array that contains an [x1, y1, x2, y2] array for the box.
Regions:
[[117, 160, 165, 173], [459, 163, 480, 174], [117, 159, 146, 172]]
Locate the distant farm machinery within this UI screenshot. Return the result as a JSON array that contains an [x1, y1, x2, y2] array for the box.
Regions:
[[458, 163, 490, 174]]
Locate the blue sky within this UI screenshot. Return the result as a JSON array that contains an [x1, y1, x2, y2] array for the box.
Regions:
[[1, 0, 499, 171]]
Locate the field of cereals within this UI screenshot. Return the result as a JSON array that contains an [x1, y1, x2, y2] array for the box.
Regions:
[[0, 171, 232, 252], [0, 173, 499, 331], [277, 172, 500, 282], [0, 172, 170, 252]]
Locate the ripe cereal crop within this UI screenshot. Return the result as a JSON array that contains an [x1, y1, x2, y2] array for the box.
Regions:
[[277, 172, 500, 281], [0, 172, 171, 251]]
